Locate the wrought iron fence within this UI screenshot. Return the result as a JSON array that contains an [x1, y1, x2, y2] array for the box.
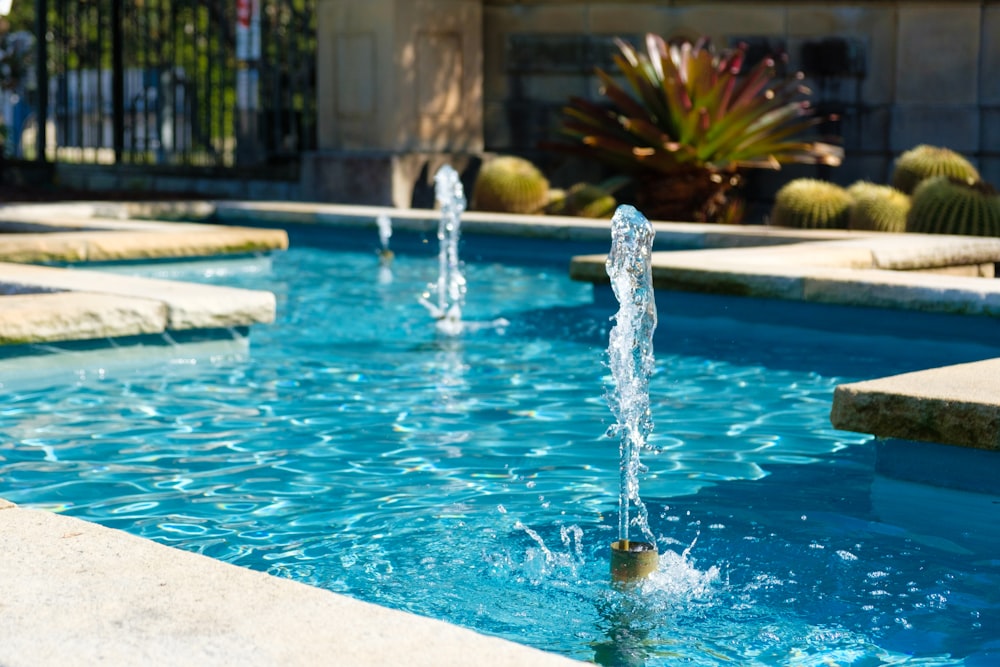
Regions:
[[20, 0, 315, 169]]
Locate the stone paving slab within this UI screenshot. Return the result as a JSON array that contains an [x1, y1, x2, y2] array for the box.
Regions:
[[0, 262, 275, 333], [0, 504, 583, 667], [0, 201, 287, 262], [570, 236, 1000, 316], [0, 292, 167, 344], [831, 358, 1000, 450]]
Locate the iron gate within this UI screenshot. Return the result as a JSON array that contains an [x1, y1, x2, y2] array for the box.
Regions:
[[28, 0, 316, 168]]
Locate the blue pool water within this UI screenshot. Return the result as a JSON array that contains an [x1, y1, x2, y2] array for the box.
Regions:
[[3, 225, 1000, 666]]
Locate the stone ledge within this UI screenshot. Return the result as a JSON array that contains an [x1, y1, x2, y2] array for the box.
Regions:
[[0, 292, 167, 344], [570, 235, 1000, 317], [0, 203, 288, 264], [0, 262, 275, 343], [0, 505, 583, 667], [831, 358, 1000, 450]]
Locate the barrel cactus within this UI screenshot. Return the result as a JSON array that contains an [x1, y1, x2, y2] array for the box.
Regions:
[[847, 182, 910, 233], [890, 144, 980, 195], [846, 180, 885, 202], [906, 176, 1000, 237], [545, 176, 627, 218], [471, 156, 550, 214], [770, 178, 853, 229]]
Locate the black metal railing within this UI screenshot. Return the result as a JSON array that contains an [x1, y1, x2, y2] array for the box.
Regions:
[[27, 0, 315, 169]]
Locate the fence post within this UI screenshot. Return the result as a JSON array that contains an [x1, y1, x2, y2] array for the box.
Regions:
[[111, 0, 124, 163], [33, 0, 47, 161], [235, 0, 263, 165]]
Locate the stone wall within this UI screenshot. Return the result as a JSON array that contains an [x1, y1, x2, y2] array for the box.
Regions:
[[483, 0, 1000, 192]]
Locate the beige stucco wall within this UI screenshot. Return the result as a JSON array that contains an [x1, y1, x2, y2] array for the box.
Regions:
[[317, 0, 483, 153]]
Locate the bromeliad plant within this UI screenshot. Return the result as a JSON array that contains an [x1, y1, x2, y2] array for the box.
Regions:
[[553, 34, 843, 222]]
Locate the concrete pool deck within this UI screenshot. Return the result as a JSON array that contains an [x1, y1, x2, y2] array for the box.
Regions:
[[0, 500, 582, 667], [1, 200, 999, 665]]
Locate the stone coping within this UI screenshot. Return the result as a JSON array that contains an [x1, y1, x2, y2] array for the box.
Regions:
[[569, 235, 1000, 316], [0, 502, 583, 667], [0, 205, 288, 264], [0, 203, 286, 345], [0, 262, 276, 345], [831, 358, 1000, 451]]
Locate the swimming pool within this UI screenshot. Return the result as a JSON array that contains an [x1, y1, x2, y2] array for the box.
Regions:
[[2, 224, 999, 666]]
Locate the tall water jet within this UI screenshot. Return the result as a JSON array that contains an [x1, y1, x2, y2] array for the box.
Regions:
[[605, 204, 659, 583], [376, 213, 394, 264], [419, 165, 468, 336], [376, 213, 394, 284]]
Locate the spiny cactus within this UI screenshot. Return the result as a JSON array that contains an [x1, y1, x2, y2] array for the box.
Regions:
[[471, 156, 550, 214], [846, 180, 885, 201], [890, 144, 980, 195], [545, 176, 627, 218], [847, 182, 910, 233], [906, 176, 1000, 237], [770, 178, 853, 229]]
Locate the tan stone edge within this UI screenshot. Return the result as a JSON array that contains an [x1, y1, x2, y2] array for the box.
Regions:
[[0, 262, 276, 338], [830, 358, 1000, 450], [0, 504, 584, 667], [0, 292, 168, 344]]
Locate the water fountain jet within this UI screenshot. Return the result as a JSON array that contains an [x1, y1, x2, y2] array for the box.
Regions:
[[419, 164, 508, 335], [376, 213, 394, 284], [376, 213, 394, 266], [419, 165, 468, 336], [605, 204, 659, 583]]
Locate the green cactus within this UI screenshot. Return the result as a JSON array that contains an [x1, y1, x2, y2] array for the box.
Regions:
[[544, 176, 628, 218], [471, 156, 550, 214], [770, 178, 853, 229], [847, 182, 910, 233], [890, 144, 980, 195], [846, 180, 884, 201], [906, 176, 1000, 237]]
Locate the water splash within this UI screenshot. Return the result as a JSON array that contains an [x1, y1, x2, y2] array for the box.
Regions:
[[419, 165, 468, 335], [605, 204, 657, 546], [419, 164, 509, 335], [376, 213, 393, 253], [376, 213, 394, 284]]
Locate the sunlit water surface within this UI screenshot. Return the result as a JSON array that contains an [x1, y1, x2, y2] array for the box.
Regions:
[[2, 227, 999, 666]]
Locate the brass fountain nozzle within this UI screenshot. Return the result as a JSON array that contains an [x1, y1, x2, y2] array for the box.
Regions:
[[610, 539, 658, 583]]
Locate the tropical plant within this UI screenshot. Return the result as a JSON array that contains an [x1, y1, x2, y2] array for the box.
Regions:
[[551, 34, 843, 223], [770, 178, 852, 229]]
